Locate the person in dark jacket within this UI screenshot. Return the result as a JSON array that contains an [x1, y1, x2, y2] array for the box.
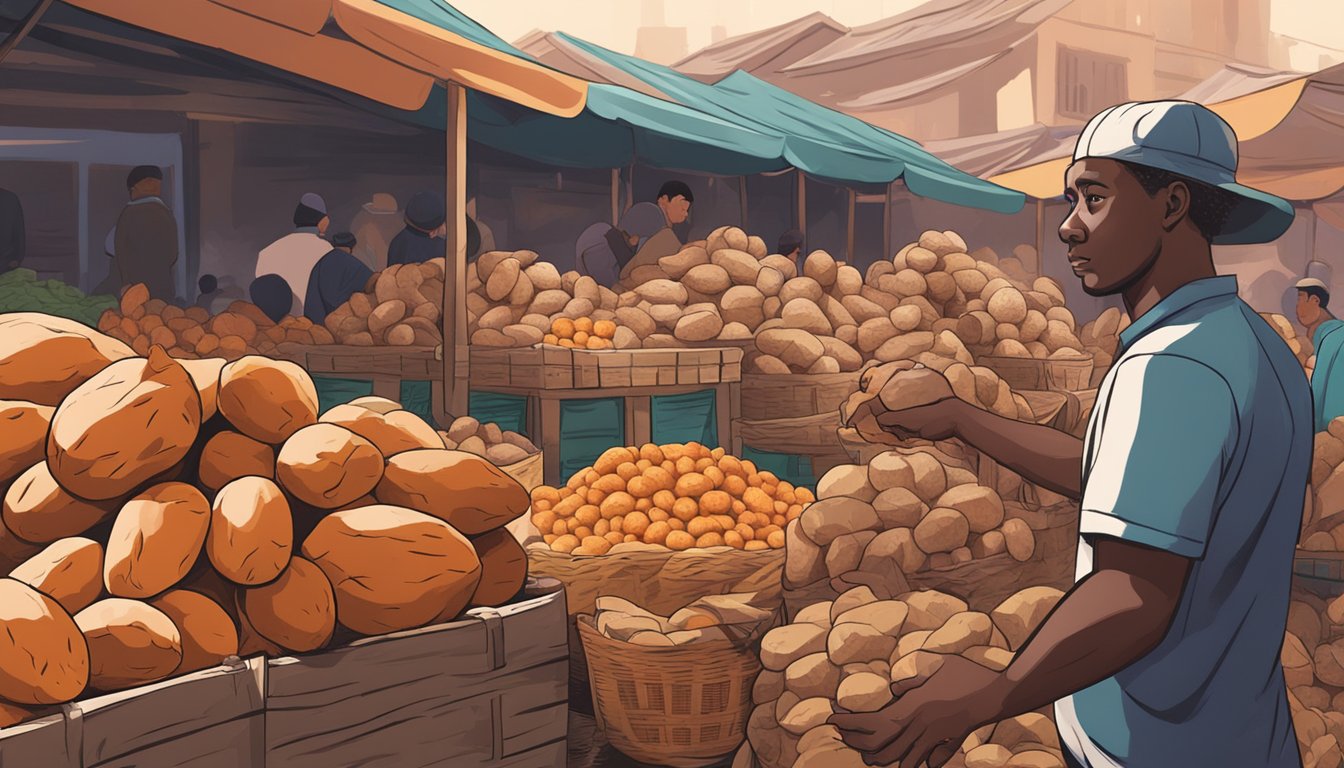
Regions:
[[778, 229, 805, 273], [113, 166, 179, 300], [249, 274, 293, 325], [0, 188, 24, 272], [305, 232, 373, 325], [387, 191, 481, 266]]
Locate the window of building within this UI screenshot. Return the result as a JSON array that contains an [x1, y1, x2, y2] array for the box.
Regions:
[[1056, 46, 1130, 120]]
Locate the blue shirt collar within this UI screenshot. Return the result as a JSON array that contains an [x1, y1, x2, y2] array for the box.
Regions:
[[1314, 317, 1344, 349], [1118, 275, 1239, 353]]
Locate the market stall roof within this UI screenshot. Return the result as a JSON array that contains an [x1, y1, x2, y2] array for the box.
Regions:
[[1177, 63, 1307, 104], [670, 12, 849, 84], [923, 124, 1079, 179], [553, 32, 1025, 213], [61, 0, 588, 116], [988, 66, 1325, 200], [516, 30, 667, 99]]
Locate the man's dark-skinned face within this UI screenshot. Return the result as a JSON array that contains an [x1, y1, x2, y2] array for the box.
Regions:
[[1059, 157, 1172, 297]]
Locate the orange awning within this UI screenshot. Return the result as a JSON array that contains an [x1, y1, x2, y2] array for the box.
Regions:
[[64, 0, 588, 118], [989, 76, 1312, 199], [64, 0, 434, 111], [331, 0, 587, 118]]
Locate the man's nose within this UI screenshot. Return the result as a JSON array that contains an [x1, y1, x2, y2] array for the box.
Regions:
[[1059, 208, 1086, 246]]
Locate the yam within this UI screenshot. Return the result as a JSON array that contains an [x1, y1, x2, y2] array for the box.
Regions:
[[901, 590, 968, 632], [198, 431, 275, 491], [827, 623, 896, 666], [761, 623, 828, 671], [179, 357, 226, 421], [0, 401, 53, 485], [3, 461, 117, 543], [874, 331, 936, 363], [836, 671, 893, 713], [302, 505, 483, 634], [242, 556, 335, 652], [675, 310, 725, 342], [779, 277, 824, 306], [0, 313, 134, 405], [208, 477, 292, 586], [816, 464, 879, 503], [376, 449, 528, 535], [1001, 518, 1036, 561], [785, 652, 842, 700], [76, 598, 180, 691], [10, 537, 103, 615], [803, 251, 838, 288], [470, 528, 527, 607], [47, 347, 201, 500], [218, 356, 319, 444], [712, 249, 763, 285], [150, 589, 238, 674], [275, 424, 384, 510], [756, 328, 824, 370], [319, 404, 445, 457], [992, 587, 1064, 651], [721, 286, 767, 329], [104, 483, 211, 599], [659, 246, 709, 280], [938, 485, 1005, 534]]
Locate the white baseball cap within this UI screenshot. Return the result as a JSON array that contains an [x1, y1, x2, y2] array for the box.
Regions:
[[1073, 101, 1295, 245], [1296, 278, 1329, 292]]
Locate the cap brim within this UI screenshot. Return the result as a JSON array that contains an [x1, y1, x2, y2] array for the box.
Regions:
[[1211, 182, 1296, 245]]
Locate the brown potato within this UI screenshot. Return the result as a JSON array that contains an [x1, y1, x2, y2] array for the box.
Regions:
[[10, 537, 103, 614], [104, 483, 211, 599], [208, 477, 292, 586], [276, 424, 384, 509], [178, 357, 227, 422], [469, 529, 527, 608], [0, 313, 134, 406], [3, 461, 118, 543], [47, 347, 201, 500], [0, 578, 89, 704], [376, 449, 528, 535], [218, 356, 319, 444], [241, 557, 335, 652], [150, 589, 238, 675], [76, 598, 181, 691], [302, 505, 482, 634], [319, 404, 445, 457], [0, 400, 53, 486], [198, 431, 275, 492]]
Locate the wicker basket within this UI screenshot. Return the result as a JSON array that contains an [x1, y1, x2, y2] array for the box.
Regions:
[[578, 616, 763, 768], [980, 354, 1094, 392]]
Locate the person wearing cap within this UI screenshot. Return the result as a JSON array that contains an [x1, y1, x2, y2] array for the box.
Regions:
[[387, 191, 481, 267], [255, 193, 332, 316], [1297, 277, 1344, 432], [113, 165, 179, 301], [833, 101, 1306, 768], [304, 232, 372, 326], [350, 192, 402, 272]]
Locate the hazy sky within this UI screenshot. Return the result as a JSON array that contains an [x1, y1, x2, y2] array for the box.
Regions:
[[455, 0, 1344, 57]]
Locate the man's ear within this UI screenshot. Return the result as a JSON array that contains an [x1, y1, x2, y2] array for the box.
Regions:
[[1162, 181, 1192, 232]]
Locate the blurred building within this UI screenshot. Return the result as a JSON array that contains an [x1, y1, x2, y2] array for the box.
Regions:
[[634, 0, 688, 65]]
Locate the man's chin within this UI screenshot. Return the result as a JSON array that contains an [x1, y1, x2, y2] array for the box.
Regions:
[[1076, 275, 1117, 297]]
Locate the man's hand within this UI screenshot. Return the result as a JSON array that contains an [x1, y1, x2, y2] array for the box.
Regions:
[[830, 655, 1005, 767], [875, 397, 965, 442]]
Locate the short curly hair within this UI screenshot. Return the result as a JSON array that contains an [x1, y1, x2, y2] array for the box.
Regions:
[[1116, 160, 1238, 241]]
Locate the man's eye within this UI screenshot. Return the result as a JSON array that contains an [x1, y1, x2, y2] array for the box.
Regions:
[[1086, 195, 1103, 205]]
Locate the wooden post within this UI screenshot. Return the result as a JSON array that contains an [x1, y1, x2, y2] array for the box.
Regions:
[[442, 82, 470, 422], [611, 168, 620, 225], [738, 176, 749, 231], [540, 396, 561, 486], [796, 170, 806, 231], [883, 183, 893, 260], [626, 163, 635, 210], [1034, 198, 1046, 277], [846, 189, 856, 262]]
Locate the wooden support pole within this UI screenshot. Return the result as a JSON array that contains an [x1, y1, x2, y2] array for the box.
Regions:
[[739, 176, 749, 231], [846, 189, 856, 263], [883, 183, 893, 260], [611, 168, 620, 225], [796, 170, 806, 231], [442, 82, 470, 422], [626, 163, 635, 210]]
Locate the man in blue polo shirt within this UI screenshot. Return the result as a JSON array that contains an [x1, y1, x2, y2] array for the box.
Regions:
[[833, 101, 1306, 767]]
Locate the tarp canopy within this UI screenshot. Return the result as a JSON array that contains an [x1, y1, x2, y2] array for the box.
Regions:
[[924, 123, 1079, 179], [989, 64, 1334, 201], [555, 32, 1025, 213], [671, 12, 849, 84]]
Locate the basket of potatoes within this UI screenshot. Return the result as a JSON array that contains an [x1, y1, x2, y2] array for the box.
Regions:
[[578, 594, 775, 767], [542, 316, 617, 350]]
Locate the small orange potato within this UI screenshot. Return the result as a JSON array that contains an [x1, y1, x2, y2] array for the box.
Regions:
[[665, 531, 694, 551], [696, 533, 724, 549], [643, 521, 671, 545], [593, 320, 617, 340], [574, 317, 595, 335], [672, 497, 699, 522], [552, 318, 575, 340]]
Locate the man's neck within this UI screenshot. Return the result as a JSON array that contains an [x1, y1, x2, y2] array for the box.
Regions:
[[1308, 313, 1338, 339], [1120, 234, 1216, 321]]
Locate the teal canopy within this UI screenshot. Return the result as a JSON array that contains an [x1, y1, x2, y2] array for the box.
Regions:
[[555, 33, 1024, 213]]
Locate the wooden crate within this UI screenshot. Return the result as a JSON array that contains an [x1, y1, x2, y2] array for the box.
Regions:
[[471, 346, 743, 392], [980, 355, 1094, 392], [276, 343, 441, 380], [0, 658, 266, 768], [264, 578, 568, 768], [739, 372, 861, 421]]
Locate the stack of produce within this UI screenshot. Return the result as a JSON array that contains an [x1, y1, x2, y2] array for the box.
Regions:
[[529, 443, 812, 555], [323, 259, 445, 347], [541, 316, 618, 350], [437, 414, 540, 467], [0, 269, 116, 327], [0, 312, 530, 726], [743, 584, 1067, 768], [1283, 589, 1344, 767], [1301, 421, 1344, 555], [97, 284, 333, 360], [589, 593, 771, 647], [614, 227, 1094, 374], [1260, 313, 1315, 374], [783, 450, 1040, 592], [1076, 307, 1128, 376]]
